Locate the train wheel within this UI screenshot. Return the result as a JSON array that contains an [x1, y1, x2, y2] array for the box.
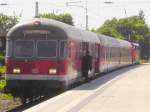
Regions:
[[60, 84, 68, 93], [21, 96, 27, 104], [60, 87, 67, 92]]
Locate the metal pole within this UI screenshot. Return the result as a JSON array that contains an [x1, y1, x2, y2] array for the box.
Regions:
[[66, 0, 88, 30], [35, 1, 39, 18], [85, 0, 88, 30], [124, 8, 127, 17]]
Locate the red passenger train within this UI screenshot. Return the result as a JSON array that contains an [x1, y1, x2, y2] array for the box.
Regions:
[[5, 18, 139, 98]]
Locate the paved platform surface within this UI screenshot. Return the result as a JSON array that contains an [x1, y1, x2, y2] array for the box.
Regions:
[[24, 64, 150, 112]]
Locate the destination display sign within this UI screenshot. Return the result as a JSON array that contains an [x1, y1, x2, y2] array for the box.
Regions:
[[23, 30, 50, 35]]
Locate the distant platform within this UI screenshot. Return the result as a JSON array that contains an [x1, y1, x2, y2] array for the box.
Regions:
[[24, 63, 150, 112]]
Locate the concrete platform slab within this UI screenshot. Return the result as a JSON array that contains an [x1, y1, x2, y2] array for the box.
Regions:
[[24, 64, 150, 112]]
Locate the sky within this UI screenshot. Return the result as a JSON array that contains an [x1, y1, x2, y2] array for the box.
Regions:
[[0, 0, 150, 30]]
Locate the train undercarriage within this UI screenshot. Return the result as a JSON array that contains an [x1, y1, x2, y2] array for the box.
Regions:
[[6, 80, 67, 103]]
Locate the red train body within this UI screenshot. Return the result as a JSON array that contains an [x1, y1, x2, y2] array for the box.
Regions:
[[5, 18, 139, 97]]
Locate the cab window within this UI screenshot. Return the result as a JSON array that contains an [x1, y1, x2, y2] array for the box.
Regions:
[[14, 40, 34, 58], [37, 40, 57, 58], [59, 41, 67, 58]]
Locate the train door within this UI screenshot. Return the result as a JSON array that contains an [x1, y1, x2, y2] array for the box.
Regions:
[[99, 44, 104, 72], [89, 43, 96, 77], [119, 47, 122, 67], [81, 42, 94, 77], [94, 44, 100, 74], [82, 42, 89, 55], [106, 46, 111, 72], [103, 46, 107, 72]]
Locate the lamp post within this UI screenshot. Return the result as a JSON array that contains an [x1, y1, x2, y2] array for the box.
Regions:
[[104, 1, 113, 4], [85, 0, 88, 30], [124, 8, 127, 17], [0, 3, 8, 6], [66, 0, 88, 30]]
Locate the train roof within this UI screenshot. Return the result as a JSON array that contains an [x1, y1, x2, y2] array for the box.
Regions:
[[7, 18, 100, 43], [97, 34, 132, 48], [7, 18, 131, 48], [131, 42, 139, 47], [117, 39, 132, 48]]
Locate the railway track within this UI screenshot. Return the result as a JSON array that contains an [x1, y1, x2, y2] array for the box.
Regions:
[[6, 91, 59, 112], [3, 76, 93, 111]]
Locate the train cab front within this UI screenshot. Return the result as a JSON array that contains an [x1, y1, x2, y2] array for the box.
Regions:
[[5, 19, 69, 96]]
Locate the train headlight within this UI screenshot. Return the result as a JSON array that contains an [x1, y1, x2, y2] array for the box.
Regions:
[[49, 68, 57, 74], [13, 68, 21, 74]]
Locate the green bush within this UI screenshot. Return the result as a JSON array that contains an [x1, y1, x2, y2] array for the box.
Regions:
[[137, 59, 150, 64], [0, 80, 6, 90], [0, 53, 4, 60], [0, 80, 13, 100], [0, 66, 6, 75]]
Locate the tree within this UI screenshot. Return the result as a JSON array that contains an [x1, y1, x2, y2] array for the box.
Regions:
[[0, 14, 18, 54], [117, 16, 148, 42], [0, 13, 18, 32], [96, 18, 123, 39], [40, 13, 74, 25], [139, 34, 150, 59], [96, 11, 150, 59]]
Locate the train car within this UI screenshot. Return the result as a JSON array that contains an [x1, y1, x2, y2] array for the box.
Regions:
[[98, 34, 121, 72], [5, 18, 100, 98], [97, 35, 132, 72], [131, 42, 140, 63], [5, 18, 136, 100], [117, 39, 133, 67]]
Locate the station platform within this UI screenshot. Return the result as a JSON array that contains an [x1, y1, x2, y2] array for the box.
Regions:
[[24, 63, 150, 112]]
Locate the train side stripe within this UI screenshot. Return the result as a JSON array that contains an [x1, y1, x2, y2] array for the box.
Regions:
[[5, 74, 68, 81]]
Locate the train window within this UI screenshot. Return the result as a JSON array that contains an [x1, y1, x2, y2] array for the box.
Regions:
[[79, 43, 83, 58], [75, 43, 81, 59], [69, 42, 76, 58], [95, 45, 99, 58], [14, 40, 34, 58], [37, 40, 57, 58], [82, 42, 89, 56], [59, 41, 67, 58], [6, 39, 12, 57]]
